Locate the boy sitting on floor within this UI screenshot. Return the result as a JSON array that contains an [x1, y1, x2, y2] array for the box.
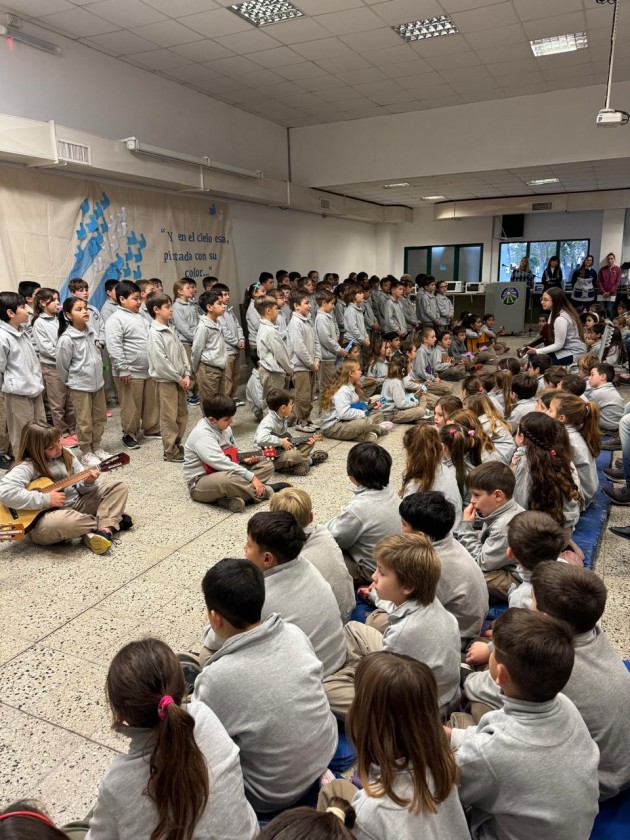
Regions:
[[588, 362, 624, 433]]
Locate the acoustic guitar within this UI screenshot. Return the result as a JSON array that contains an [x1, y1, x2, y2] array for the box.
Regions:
[[0, 452, 130, 538]]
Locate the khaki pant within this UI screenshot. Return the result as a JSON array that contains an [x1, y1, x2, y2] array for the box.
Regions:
[[323, 621, 384, 718], [365, 607, 389, 633], [318, 360, 336, 394], [5, 392, 46, 455], [157, 381, 188, 456], [318, 779, 360, 813], [0, 394, 11, 455], [196, 362, 225, 407], [392, 400, 428, 424], [70, 388, 107, 453], [101, 347, 118, 404], [322, 416, 386, 443], [274, 441, 314, 472], [343, 552, 374, 585], [29, 480, 128, 544], [182, 344, 197, 397], [293, 370, 316, 421], [117, 378, 159, 438], [259, 368, 286, 405], [189, 459, 275, 505], [41, 365, 75, 435], [483, 568, 521, 603], [222, 353, 241, 400]]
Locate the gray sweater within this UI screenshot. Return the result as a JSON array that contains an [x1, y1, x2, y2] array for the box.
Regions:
[[0, 321, 44, 397], [287, 312, 320, 372], [352, 769, 469, 840], [254, 409, 291, 448], [99, 298, 118, 323], [315, 310, 342, 362], [85, 702, 258, 840], [403, 464, 463, 529], [218, 305, 244, 356], [513, 452, 581, 531], [452, 694, 600, 840], [383, 297, 407, 335], [302, 523, 355, 622], [0, 453, 96, 511], [344, 303, 368, 343], [589, 382, 625, 431], [171, 298, 199, 345], [183, 417, 255, 484], [383, 599, 460, 710], [32, 314, 59, 366], [433, 534, 488, 643], [257, 318, 292, 375], [147, 321, 190, 383], [56, 324, 105, 392], [246, 300, 260, 348], [567, 425, 598, 507], [454, 498, 524, 573], [480, 415, 516, 464], [326, 486, 401, 576], [416, 288, 438, 326], [194, 614, 338, 813], [192, 316, 227, 371], [104, 308, 150, 379]]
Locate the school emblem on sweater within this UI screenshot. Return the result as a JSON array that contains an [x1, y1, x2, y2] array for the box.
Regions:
[[500, 287, 519, 305]]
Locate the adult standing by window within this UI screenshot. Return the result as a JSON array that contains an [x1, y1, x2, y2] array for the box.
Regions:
[[570, 254, 597, 310], [597, 252, 621, 318], [510, 256, 535, 287], [541, 255, 563, 292], [527, 287, 586, 365]]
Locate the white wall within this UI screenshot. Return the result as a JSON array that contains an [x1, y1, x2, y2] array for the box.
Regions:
[[0, 20, 288, 181]]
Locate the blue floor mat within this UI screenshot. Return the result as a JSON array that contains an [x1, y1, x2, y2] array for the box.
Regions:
[[590, 788, 630, 839], [571, 450, 614, 570]]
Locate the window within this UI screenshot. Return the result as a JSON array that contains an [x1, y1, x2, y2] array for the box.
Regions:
[[404, 243, 483, 283], [498, 239, 590, 285]]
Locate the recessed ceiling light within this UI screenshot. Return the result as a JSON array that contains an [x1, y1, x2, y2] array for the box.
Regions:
[[230, 1, 303, 28], [421, 195, 447, 201], [527, 178, 560, 186], [392, 16, 458, 43], [382, 182, 411, 189], [530, 32, 588, 57]]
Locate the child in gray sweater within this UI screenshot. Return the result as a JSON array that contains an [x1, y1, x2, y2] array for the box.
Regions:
[[588, 362, 625, 431], [194, 559, 338, 815], [448, 608, 600, 840], [191, 290, 228, 406]]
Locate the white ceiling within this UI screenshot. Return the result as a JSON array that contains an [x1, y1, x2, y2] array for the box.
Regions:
[[324, 158, 630, 205], [4, 0, 630, 131]]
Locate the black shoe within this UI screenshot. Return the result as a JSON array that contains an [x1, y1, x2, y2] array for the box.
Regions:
[[603, 467, 626, 481], [0, 454, 13, 470], [609, 525, 630, 539], [118, 513, 134, 531], [143, 431, 161, 439], [615, 458, 623, 469], [270, 482, 293, 492], [601, 437, 622, 451], [122, 434, 140, 449], [602, 485, 630, 505]]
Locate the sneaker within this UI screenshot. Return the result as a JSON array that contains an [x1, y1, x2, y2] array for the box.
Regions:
[[122, 434, 140, 449], [186, 395, 200, 406], [93, 448, 111, 461], [615, 458, 623, 469], [82, 530, 112, 554], [305, 417, 321, 428], [286, 463, 310, 476], [380, 421, 395, 431], [215, 496, 246, 512], [81, 452, 101, 467], [177, 652, 201, 695], [61, 434, 79, 448], [603, 467, 625, 482], [118, 513, 134, 531], [300, 422, 319, 433], [601, 437, 622, 451], [164, 451, 185, 462], [235, 400, 246, 407], [143, 430, 161, 439], [363, 432, 379, 442], [602, 485, 630, 505], [106, 410, 113, 418], [310, 450, 329, 466], [0, 454, 13, 470], [178, 444, 185, 456], [270, 482, 293, 493]]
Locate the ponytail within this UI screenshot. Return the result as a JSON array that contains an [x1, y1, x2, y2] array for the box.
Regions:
[[106, 639, 209, 840], [550, 393, 602, 458], [439, 424, 469, 496], [495, 369, 514, 418], [449, 409, 495, 460]]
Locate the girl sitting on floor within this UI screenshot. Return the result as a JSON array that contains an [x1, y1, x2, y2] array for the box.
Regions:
[[546, 391, 601, 509], [464, 392, 516, 465], [400, 424, 462, 525], [433, 395, 463, 430], [319, 360, 389, 443], [380, 356, 429, 424]]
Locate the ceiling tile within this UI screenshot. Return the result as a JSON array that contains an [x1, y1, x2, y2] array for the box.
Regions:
[[176, 8, 250, 38], [398, 71, 446, 90], [37, 7, 120, 37], [297, 0, 363, 12], [513, 0, 583, 23], [522, 12, 587, 41], [383, 60, 434, 78], [143, 0, 220, 14], [124, 48, 191, 70], [361, 44, 419, 64], [316, 53, 373, 73], [370, 0, 444, 26], [339, 27, 403, 52], [195, 76, 243, 94], [172, 40, 234, 61], [315, 7, 385, 36], [292, 37, 348, 60], [439, 64, 491, 83], [486, 59, 543, 78], [264, 17, 331, 45], [6, 0, 74, 15], [354, 79, 406, 97], [248, 46, 304, 67], [451, 2, 519, 33], [274, 61, 329, 79], [425, 51, 482, 71], [256, 80, 306, 97], [464, 23, 526, 51], [88, 0, 167, 28], [232, 68, 286, 87], [474, 42, 533, 65], [585, 5, 616, 31], [131, 20, 202, 48], [450, 78, 502, 94], [440, 0, 507, 9], [204, 55, 261, 75], [214, 28, 282, 53], [296, 75, 348, 91], [81, 30, 159, 55], [369, 89, 418, 106], [163, 64, 222, 83], [409, 33, 466, 56], [336, 67, 389, 85]]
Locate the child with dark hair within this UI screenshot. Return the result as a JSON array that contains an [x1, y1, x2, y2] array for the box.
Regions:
[[18, 279, 41, 327], [448, 609, 600, 840], [415, 274, 439, 328], [212, 283, 245, 404], [67, 277, 105, 343], [343, 285, 371, 346], [0, 291, 45, 454], [256, 295, 293, 400], [543, 364, 568, 389], [559, 372, 587, 397], [454, 461, 525, 601], [412, 328, 453, 406], [465, 314, 498, 365], [546, 392, 601, 507], [463, 392, 516, 464], [434, 331, 468, 381], [105, 281, 160, 449], [381, 356, 429, 424], [183, 393, 278, 512], [382, 280, 407, 338], [287, 291, 321, 432], [325, 442, 401, 582], [513, 413, 582, 534], [401, 425, 463, 524], [588, 362, 624, 432], [100, 279, 119, 322], [480, 313, 509, 354], [316, 289, 347, 392], [89, 636, 258, 839], [172, 277, 200, 405], [507, 373, 539, 431], [254, 388, 327, 476], [400, 491, 488, 646], [194, 558, 338, 816], [191, 290, 228, 406], [526, 352, 552, 393]]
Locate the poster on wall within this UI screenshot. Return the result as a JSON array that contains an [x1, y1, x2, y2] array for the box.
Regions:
[[0, 167, 236, 308]]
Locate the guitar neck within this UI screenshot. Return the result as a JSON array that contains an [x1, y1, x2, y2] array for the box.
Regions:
[[47, 468, 96, 492]]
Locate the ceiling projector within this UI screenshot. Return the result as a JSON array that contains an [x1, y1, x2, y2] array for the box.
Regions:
[[596, 108, 627, 127]]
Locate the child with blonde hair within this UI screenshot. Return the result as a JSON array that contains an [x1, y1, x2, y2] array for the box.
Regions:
[[400, 425, 463, 525], [464, 392, 516, 464], [319, 360, 388, 442]]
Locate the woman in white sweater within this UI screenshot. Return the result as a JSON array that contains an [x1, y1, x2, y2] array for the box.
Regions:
[[87, 638, 258, 840], [527, 287, 586, 365]]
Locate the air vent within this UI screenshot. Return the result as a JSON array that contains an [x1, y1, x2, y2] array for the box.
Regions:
[[57, 139, 91, 164], [320, 198, 331, 210], [531, 201, 553, 211]]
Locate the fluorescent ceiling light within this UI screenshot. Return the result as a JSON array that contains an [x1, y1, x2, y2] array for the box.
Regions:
[[392, 16, 458, 43], [530, 32, 588, 57], [421, 195, 446, 201], [527, 178, 560, 186], [382, 182, 410, 188], [0, 24, 60, 55], [122, 137, 263, 179], [230, 1, 303, 27]]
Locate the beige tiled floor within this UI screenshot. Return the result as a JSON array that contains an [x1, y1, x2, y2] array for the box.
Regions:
[[1, 375, 629, 823]]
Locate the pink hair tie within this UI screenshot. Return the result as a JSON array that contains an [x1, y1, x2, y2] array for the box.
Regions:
[[468, 429, 475, 437], [549, 448, 556, 457], [157, 695, 175, 720], [449, 428, 458, 436]]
